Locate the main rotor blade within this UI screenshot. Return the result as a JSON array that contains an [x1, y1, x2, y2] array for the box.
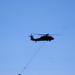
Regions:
[[32, 33, 60, 36], [49, 34, 60, 36], [33, 33, 49, 35]]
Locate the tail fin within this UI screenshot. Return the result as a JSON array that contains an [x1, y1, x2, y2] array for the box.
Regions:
[[29, 35, 35, 41]]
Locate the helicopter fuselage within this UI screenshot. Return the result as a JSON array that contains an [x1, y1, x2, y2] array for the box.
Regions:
[[30, 35, 54, 42]]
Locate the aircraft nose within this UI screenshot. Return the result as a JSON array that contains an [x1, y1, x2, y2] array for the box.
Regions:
[[52, 37, 54, 40]]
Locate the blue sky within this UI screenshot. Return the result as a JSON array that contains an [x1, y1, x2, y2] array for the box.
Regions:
[[0, 0, 75, 75]]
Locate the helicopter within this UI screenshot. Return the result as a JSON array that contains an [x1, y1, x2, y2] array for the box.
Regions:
[[29, 33, 54, 42]]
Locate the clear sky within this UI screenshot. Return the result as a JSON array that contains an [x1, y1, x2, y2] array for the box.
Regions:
[[0, 0, 75, 75]]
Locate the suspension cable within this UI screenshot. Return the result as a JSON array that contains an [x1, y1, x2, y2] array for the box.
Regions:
[[18, 42, 46, 75]]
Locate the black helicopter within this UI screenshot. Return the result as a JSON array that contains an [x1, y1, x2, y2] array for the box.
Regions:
[[29, 33, 54, 42]]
